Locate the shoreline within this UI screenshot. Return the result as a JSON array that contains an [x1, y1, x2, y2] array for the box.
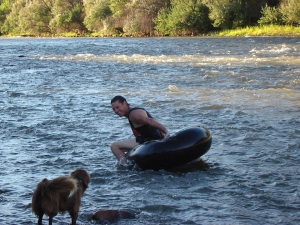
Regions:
[[1, 25, 300, 38], [1, 34, 300, 39]]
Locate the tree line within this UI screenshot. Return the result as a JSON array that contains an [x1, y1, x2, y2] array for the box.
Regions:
[[0, 0, 299, 36]]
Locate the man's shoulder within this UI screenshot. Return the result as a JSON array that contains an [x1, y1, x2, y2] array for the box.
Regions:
[[129, 108, 148, 118], [129, 107, 146, 113]]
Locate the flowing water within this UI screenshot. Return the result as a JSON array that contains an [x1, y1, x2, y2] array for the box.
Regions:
[[0, 37, 300, 225]]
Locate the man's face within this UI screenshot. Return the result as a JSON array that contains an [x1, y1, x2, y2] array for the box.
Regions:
[[111, 101, 127, 117]]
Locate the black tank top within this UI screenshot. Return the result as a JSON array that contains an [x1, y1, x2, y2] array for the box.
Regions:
[[128, 108, 163, 143]]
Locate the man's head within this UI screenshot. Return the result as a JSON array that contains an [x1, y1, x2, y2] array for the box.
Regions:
[[111, 96, 130, 117]]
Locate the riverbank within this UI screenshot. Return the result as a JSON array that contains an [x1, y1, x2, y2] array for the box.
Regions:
[[1, 25, 300, 38], [217, 25, 300, 37], [78, 25, 300, 37]]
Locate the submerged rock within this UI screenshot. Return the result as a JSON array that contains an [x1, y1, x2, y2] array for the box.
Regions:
[[92, 209, 135, 223]]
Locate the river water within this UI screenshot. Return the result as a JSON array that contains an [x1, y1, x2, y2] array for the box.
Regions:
[[1, 37, 300, 225]]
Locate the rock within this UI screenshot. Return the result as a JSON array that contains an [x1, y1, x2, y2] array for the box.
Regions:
[[92, 210, 135, 223]]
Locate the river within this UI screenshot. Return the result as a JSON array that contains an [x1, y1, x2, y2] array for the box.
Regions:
[[1, 36, 300, 224]]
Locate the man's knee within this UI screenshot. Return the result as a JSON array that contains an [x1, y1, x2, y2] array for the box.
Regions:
[[110, 142, 118, 150]]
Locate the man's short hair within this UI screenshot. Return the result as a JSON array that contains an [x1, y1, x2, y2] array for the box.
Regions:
[[111, 95, 127, 104]]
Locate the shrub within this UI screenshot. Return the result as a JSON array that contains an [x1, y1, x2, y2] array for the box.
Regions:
[[258, 4, 284, 25], [280, 0, 300, 25]]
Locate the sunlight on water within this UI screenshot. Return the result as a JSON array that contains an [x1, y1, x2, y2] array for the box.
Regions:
[[35, 53, 300, 66], [162, 86, 300, 112], [167, 85, 180, 92], [250, 44, 297, 54]]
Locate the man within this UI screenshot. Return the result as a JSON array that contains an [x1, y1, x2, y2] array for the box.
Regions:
[[110, 96, 169, 163]]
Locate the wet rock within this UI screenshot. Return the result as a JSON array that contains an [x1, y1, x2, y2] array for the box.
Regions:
[[92, 209, 135, 223]]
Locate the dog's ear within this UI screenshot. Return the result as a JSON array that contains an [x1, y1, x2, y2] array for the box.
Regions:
[[78, 177, 89, 190]]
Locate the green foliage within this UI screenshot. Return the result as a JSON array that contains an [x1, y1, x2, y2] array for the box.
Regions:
[[122, 0, 167, 36], [0, 0, 14, 31], [18, 0, 53, 35], [154, 0, 211, 35], [218, 25, 300, 36], [83, 0, 112, 32], [258, 0, 300, 26], [109, 0, 127, 16], [205, 0, 250, 29], [258, 4, 283, 25], [0, 0, 299, 36], [204, 0, 282, 29], [280, 0, 300, 25], [1, 0, 26, 35], [205, 0, 234, 29], [50, 0, 85, 33], [154, 7, 170, 33]]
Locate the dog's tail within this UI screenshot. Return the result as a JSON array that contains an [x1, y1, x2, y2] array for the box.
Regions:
[[32, 177, 77, 215]]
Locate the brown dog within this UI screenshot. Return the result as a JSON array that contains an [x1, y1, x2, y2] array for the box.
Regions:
[[32, 169, 90, 225]]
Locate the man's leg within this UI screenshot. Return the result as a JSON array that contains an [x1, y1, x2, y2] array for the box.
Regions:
[[110, 138, 139, 161]]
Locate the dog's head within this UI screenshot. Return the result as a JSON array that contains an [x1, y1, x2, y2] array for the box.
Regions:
[[70, 169, 90, 191]]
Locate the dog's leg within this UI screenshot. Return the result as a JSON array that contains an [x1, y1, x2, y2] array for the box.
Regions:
[[48, 216, 53, 225], [37, 214, 43, 225], [70, 211, 78, 225]]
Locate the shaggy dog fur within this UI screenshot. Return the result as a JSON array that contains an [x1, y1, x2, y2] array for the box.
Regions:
[[32, 169, 90, 225]]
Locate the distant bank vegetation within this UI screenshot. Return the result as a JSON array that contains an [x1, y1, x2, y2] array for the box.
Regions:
[[0, 0, 299, 37]]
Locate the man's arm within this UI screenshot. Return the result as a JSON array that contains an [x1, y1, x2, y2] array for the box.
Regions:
[[129, 109, 169, 140]]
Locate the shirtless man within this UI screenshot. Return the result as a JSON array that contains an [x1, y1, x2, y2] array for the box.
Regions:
[[110, 96, 169, 163]]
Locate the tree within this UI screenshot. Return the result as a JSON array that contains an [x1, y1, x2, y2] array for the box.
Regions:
[[204, 0, 250, 29], [106, 0, 167, 36], [1, 0, 26, 35], [17, 0, 53, 35], [0, 0, 15, 34], [258, 4, 283, 25], [123, 0, 167, 35], [1, 0, 295, 36], [204, 0, 281, 29], [280, 0, 300, 25], [83, 0, 112, 32], [109, 0, 127, 16], [154, 0, 211, 35], [2, 0, 87, 35], [50, 0, 86, 34]]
